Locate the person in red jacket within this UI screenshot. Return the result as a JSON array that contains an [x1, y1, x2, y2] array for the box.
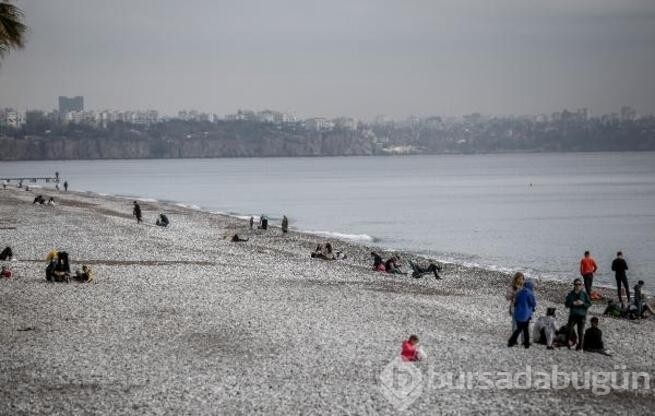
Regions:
[[1, 265, 12, 279], [580, 250, 598, 295], [401, 335, 420, 361]]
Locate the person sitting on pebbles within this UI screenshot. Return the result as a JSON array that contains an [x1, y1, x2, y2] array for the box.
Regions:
[[401, 335, 425, 362], [72, 265, 94, 283], [385, 256, 406, 275], [230, 233, 249, 242], [1, 265, 12, 279], [582, 317, 612, 356], [156, 213, 169, 227]]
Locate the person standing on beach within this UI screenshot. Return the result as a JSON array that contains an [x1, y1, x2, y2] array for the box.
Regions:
[[133, 201, 143, 224], [579, 250, 598, 295], [64, 181, 68, 192], [508, 279, 536, 348], [565, 278, 592, 350], [611, 251, 629, 305], [281, 215, 289, 234], [505, 272, 525, 340], [249, 216, 254, 230]]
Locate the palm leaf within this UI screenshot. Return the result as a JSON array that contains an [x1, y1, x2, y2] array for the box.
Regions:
[[0, 1, 28, 59]]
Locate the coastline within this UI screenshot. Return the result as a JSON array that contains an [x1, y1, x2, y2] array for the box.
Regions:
[[1, 187, 654, 414]]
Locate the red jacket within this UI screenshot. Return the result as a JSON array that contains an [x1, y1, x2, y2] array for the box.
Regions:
[[580, 257, 597, 276], [401, 340, 418, 361]]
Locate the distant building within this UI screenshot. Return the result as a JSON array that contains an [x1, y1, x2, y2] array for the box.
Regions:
[[64, 110, 96, 125], [0, 108, 25, 128], [305, 117, 334, 131], [333, 117, 358, 130], [620, 106, 637, 121], [58, 96, 84, 117]]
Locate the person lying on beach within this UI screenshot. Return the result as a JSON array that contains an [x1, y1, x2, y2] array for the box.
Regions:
[[72, 265, 94, 283], [156, 213, 169, 227], [311, 244, 324, 258], [0, 246, 12, 261], [230, 234, 249, 242], [582, 317, 612, 356], [401, 335, 425, 362], [32, 195, 45, 205], [602, 299, 625, 318], [385, 256, 406, 275], [409, 260, 442, 279], [371, 252, 385, 271], [1, 265, 12, 279], [533, 307, 558, 349]]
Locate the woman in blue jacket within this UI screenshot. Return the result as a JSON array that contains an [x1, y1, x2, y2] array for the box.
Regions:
[[508, 279, 537, 348]]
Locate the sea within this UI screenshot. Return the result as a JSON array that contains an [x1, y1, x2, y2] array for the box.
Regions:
[[2, 152, 654, 287]]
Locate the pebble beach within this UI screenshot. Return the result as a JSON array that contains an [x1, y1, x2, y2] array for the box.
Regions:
[[1, 187, 654, 415]]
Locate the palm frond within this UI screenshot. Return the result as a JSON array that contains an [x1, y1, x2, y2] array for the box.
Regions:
[[0, 1, 28, 59]]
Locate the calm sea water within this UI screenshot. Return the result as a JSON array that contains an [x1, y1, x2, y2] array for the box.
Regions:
[[2, 152, 654, 286]]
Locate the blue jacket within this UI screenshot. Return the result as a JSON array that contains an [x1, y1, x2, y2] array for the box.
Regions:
[[513, 280, 537, 322]]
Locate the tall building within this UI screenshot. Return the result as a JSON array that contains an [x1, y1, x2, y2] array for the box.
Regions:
[[58, 96, 84, 117]]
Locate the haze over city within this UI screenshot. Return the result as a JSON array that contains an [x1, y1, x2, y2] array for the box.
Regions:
[[1, 0, 655, 119]]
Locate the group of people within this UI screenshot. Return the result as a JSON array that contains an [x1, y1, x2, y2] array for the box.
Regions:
[[45, 250, 94, 283], [507, 272, 611, 354], [311, 243, 346, 260], [132, 201, 170, 228], [32, 195, 56, 206], [371, 252, 442, 279], [248, 214, 289, 234], [580, 250, 652, 319]]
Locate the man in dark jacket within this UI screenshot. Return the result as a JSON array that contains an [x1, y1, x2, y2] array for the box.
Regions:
[[583, 317, 611, 355], [133, 201, 142, 224], [611, 251, 630, 305], [565, 278, 592, 351]]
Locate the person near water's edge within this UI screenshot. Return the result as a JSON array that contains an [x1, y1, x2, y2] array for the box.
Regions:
[[565, 278, 592, 351], [281, 215, 289, 234], [508, 279, 536, 348], [133, 201, 142, 224], [611, 251, 629, 305], [580, 250, 598, 296]]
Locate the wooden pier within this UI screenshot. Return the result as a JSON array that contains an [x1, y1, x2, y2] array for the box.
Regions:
[[1, 176, 60, 184]]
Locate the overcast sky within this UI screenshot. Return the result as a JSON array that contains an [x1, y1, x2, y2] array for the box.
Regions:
[[1, 0, 654, 119]]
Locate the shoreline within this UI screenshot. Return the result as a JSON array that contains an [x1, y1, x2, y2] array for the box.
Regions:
[[12, 183, 639, 293], [1, 187, 654, 414]]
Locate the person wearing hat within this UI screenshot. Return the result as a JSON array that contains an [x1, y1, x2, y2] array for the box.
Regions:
[[533, 307, 558, 349]]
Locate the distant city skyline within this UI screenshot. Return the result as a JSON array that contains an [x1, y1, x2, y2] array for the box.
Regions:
[[1, 0, 654, 119]]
